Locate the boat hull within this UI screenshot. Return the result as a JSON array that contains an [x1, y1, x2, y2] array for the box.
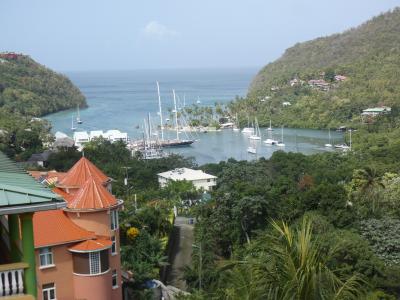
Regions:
[[161, 140, 194, 147]]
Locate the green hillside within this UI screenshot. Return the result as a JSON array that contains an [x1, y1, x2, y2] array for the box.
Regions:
[[231, 8, 400, 129], [0, 53, 86, 116], [0, 53, 86, 160]]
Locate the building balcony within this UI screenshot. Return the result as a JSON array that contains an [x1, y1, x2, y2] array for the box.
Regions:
[[0, 263, 34, 299]]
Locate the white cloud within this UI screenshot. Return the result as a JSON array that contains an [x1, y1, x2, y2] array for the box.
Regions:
[[142, 21, 179, 39]]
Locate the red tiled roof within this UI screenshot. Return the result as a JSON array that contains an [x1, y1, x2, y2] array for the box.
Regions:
[[67, 178, 117, 210], [52, 187, 74, 203], [27, 170, 67, 183], [59, 157, 109, 187], [68, 239, 112, 252], [33, 210, 95, 248]]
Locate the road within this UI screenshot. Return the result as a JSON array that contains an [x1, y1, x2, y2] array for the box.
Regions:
[[165, 216, 194, 291]]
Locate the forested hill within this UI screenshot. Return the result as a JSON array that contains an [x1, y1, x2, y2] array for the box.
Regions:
[[236, 7, 400, 128], [0, 53, 86, 116]]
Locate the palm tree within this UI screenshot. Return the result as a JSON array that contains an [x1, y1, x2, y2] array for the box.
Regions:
[[218, 218, 365, 300], [352, 167, 385, 213]]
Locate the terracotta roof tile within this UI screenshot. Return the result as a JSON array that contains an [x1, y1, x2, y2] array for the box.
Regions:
[[52, 187, 74, 203], [59, 157, 108, 187], [68, 239, 112, 252], [33, 210, 95, 248], [67, 178, 117, 210]]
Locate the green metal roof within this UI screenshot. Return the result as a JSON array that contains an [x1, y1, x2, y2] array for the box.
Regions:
[[0, 152, 63, 208]]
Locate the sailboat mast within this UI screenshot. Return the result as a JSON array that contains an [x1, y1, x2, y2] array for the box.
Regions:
[[157, 81, 164, 141], [281, 126, 284, 142], [148, 113, 152, 140], [349, 130, 352, 150], [328, 128, 331, 144], [173, 89, 179, 140]]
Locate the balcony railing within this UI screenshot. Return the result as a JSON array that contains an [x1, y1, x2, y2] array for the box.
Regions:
[[0, 262, 28, 297]]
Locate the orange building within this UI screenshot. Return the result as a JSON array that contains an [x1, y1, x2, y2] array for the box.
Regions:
[[32, 157, 123, 300]]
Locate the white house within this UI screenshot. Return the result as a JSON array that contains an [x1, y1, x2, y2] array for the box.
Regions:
[[157, 168, 217, 191], [361, 106, 391, 117], [105, 130, 128, 143], [90, 130, 104, 140], [73, 131, 90, 149]]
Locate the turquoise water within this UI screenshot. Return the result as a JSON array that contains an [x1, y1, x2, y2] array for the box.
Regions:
[[45, 68, 344, 165]]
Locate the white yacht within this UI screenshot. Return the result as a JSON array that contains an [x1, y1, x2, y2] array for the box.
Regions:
[[267, 119, 274, 131], [249, 118, 261, 140], [325, 128, 332, 147], [71, 115, 76, 131], [247, 146, 256, 154], [276, 126, 285, 147]]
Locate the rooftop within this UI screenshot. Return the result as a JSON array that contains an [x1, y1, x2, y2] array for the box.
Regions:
[[58, 157, 109, 187], [158, 168, 217, 181], [66, 177, 118, 210], [33, 210, 95, 248], [69, 239, 112, 252], [0, 152, 65, 212], [362, 106, 391, 113]]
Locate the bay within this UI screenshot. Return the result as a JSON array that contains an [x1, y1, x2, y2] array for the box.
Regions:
[[45, 68, 344, 165]]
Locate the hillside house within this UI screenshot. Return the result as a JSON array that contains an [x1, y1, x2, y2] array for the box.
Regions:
[[308, 79, 330, 91], [361, 106, 391, 117], [29, 157, 123, 300], [0, 151, 66, 300], [334, 75, 347, 81], [158, 168, 217, 191]]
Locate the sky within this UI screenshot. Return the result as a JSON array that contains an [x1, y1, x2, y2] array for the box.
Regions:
[[1, 0, 400, 72]]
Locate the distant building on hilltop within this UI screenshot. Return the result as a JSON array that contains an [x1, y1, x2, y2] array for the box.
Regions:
[[308, 79, 330, 91], [158, 168, 217, 191], [361, 106, 391, 117], [334, 75, 347, 82]]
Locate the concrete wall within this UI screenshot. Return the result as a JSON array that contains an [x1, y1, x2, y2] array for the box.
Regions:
[[36, 244, 75, 300], [73, 271, 112, 300], [67, 209, 122, 299]]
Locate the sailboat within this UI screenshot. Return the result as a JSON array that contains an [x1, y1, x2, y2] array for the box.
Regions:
[[233, 113, 240, 132], [140, 113, 165, 159], [263, 127, 278, 145], [247, 138, 257, 154], [249, 118, 261, 140], [276, 126, 285, 147], [196, 96, 201, 104], [76, 104, 83, 124], [247, 145, 257, 154], [325, 128, 332, 147], [160, 88, 194, 147], [267, 119, 274, 131], [71, 115, 76, 131], [340, 130, 352, 151], [242, 115, 254, 134]]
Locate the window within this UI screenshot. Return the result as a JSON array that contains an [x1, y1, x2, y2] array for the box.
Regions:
[[39, 247, 53, 267], [89, 252, 101, 275], [112, 270, 118, 288], [110, 210, 119, 230], [42, 283, 56, 300], [111, 236, 117, 255], [207, 179, 211, 182]]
